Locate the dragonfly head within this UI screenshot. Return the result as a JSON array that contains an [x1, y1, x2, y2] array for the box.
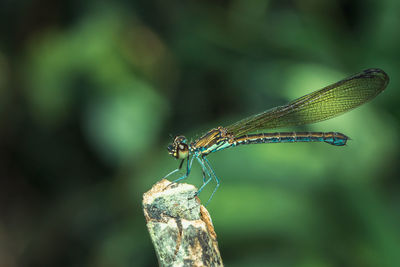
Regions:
[[167, 135, 189, 159]]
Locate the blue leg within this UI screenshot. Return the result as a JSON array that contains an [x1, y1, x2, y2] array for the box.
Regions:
[[203, 157, 220, 206], [171, 155, 195, 184], [195, 157, 213, 196], [201, 164, 207, 183], [163, 158, 185, 179], [193, 156, 221, 206]]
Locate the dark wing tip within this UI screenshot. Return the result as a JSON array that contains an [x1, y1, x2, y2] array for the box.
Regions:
[[361, 68, 390, 90]]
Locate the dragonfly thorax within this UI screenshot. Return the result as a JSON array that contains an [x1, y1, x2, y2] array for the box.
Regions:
[[167, 135, 190, 159]]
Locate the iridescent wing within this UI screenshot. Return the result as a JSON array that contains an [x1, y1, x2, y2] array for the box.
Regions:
[[225, 68, 389, 136]]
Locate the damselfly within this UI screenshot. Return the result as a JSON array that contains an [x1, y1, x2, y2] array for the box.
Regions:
[[164, 68, 389, 204]]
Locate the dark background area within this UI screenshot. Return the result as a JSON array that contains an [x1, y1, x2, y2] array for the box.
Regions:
[[0, 0, 399, 266]]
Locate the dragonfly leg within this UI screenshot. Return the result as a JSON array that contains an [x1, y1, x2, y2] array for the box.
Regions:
[[201, 165, 207, 183], [192, 156, 220, 206], [171, 155, 195, 184], [194, 157, 213, 197], [203, 157, 220, 206], [163, 158, 185, 180]]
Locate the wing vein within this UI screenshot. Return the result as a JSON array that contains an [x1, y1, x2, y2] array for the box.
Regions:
[[225, 68, 389, 136]]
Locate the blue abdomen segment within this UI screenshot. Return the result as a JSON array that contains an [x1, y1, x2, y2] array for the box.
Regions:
[[234, 132, 348, 146]]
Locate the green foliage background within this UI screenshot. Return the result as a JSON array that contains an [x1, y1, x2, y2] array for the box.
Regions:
[[0, 0, 399, 266]]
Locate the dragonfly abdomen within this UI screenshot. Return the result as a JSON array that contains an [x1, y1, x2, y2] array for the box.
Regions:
[[234, 132, 348, 146]]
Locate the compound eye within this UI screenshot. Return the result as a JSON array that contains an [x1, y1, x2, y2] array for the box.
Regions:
[[174, 135, 187, 144], [176, 143, 189, 159]]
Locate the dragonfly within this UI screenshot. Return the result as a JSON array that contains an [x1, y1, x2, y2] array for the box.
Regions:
[[164, 68, 389, 204]]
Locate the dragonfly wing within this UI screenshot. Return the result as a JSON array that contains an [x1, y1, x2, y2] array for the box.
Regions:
[[225, 68, 389, 136]]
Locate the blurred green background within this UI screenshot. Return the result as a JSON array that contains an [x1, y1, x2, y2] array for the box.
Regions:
[[0, 0, 399, 266]]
